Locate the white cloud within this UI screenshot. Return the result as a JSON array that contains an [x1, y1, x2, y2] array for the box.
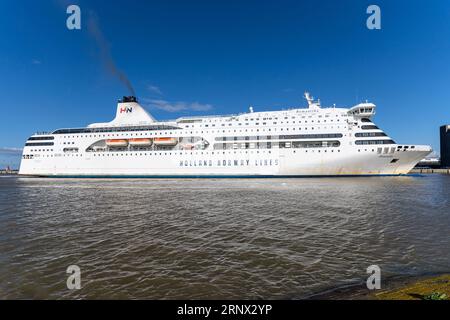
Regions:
[[144, 99, 213, 113], [146, 84, 162, 95], [0, 147, 23, 155], [31, 59, 42, 65]]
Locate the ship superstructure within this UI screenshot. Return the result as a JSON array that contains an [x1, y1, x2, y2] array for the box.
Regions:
[[19, 93, 432, 177]]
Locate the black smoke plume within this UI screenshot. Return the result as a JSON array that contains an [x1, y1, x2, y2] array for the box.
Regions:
[[87, 11, 136, 96]]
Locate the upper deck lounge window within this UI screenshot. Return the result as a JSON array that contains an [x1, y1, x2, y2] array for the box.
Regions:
[[25, 142, 54, 146], [355, 139, 395, 145], [215, 133, 342, 141], [28, 136, 55, 141], [355, 132, 387, 137], [361, 125, 379, 130]]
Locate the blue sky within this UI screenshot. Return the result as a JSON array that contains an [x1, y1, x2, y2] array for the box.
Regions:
[[1, 0, 450, 168]]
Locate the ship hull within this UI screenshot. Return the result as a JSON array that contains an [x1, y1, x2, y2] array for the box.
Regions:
[[19, 145, 431, 177]]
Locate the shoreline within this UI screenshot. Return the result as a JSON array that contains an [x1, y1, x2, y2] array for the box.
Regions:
[[411, 168, 450, 174], [0, 170, 18, 175], [307, 272, 450, 300]]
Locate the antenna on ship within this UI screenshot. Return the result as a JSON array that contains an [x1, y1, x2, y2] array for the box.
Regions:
[[304, 92, 314, 107], [304, 91, 320, 109], [249, 105, 254, 113]]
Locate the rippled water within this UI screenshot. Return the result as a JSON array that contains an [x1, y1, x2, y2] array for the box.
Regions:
[[0, 175, 449, 299]]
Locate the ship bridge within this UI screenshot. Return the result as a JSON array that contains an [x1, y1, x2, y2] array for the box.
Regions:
[[347, 102, 376, 118]]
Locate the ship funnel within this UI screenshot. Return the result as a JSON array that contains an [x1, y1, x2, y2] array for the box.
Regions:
[[88, 96, 156, 128], [120, 96, 138, 103]]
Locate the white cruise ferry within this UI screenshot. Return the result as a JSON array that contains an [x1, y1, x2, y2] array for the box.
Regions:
[[19, 93, 431, 177]]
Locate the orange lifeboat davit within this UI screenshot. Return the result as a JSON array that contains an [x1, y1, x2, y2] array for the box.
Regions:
[[106, 139, 128, 147], [128, 138, 152, 146], [153, 137, 178, 146]]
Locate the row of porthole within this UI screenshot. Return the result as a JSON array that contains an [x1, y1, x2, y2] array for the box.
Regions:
[[187, 119, 345, 128], [26, 149, 345, 159], [57, 126, 346, 141], [195, 113, 347, 124], [182, 126, 345, 132], [85, 149, 343, 156], [33, 147, 381, 156]]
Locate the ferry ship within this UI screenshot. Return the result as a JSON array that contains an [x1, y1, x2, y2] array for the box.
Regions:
[[19, 93, 432, 177]]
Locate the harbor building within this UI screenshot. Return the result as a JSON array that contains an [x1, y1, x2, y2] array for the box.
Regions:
[[440, 125, 450, 168]]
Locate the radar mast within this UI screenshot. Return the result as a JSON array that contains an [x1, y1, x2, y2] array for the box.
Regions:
[[304, 92, 321, 109]]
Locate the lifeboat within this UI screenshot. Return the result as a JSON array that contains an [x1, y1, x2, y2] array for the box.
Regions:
[[153, 137, 178, 146], [182, 144, 194, 150], [106, 139, 128, 147], [128, 138, 152, 146]]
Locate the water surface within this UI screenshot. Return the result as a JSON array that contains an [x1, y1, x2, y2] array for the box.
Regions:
[[0, 175, 449, 299]]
